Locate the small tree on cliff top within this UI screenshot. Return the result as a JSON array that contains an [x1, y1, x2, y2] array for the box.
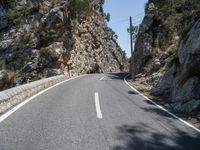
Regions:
[[70, 0, 92, 19], [127, 25, 139, 43]]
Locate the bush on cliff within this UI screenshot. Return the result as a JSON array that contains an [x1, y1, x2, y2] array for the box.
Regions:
[[70, 0, 92, 19]]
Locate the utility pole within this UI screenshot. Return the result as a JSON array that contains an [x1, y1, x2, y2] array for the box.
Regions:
[[129, 16, 134, 78], [129, 16, 133, 58]]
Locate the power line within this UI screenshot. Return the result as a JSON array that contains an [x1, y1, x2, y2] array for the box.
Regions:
[[131, 16, 144, 25], [132, 12, 144, 18], [133, 14, 145, 20], [109, 12, 144, 25], [132, 13, 144, 19], [133, 19, 144, 25], [109, 19, 129, 25], [134, 17, 144, 22], [109, 17, 143, 26]]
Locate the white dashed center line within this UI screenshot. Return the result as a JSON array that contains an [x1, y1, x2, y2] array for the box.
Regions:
[[100, 77, 104, 81], [94, 92, 102, 119]]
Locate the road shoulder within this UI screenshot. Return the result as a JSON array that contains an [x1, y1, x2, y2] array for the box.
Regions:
[[124, 75, 200, 130]]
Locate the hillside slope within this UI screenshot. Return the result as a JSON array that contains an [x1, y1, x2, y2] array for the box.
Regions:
[[0, 0, 127, 90], [132, 0, 200, 112]]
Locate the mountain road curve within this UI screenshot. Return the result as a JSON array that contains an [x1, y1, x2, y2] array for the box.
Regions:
[[0, 73, 200, 150]]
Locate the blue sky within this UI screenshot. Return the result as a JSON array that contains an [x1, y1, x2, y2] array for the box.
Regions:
[[103, 0, 148, 57]]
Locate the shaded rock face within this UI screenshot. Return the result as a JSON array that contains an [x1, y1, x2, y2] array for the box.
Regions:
[[132, 1, 200, 112], [152, 19, 200, 102], [169, 19, 200, 102], [0, 5, 8, 30], [132, 3, 156, 78], [0, 0, 127, 90]]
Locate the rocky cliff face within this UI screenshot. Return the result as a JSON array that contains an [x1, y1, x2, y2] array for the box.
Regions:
[[132, 0, 200, 112], [0, 0, 127, 90]]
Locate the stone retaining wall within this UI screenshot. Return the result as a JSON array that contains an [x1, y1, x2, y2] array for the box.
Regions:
[[0, 75, 69, 114]]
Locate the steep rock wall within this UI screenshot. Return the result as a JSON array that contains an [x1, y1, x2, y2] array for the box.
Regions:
[[68, 1, 126, 75], [0, 0, 127, 90], [132, 0, 200, 112]]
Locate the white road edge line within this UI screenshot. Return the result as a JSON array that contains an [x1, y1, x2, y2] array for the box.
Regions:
[[100, 77, 104, 81], [0, 75, 87, 123], [95, 92, 103, 119], [124, 74, 200, 133], [105, 79, 112, 81], [100, 77, 113, 81]]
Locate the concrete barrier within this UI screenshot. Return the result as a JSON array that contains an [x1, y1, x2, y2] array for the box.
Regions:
[[0, 75, 69, 114]]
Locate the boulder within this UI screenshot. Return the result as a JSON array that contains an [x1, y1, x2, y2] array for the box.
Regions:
[[173, 100, 200, 113], [43, 68, 63, 77], [171, 77, 200, 102], [152, 68, 174, 98], [178, 19, 200, 64], [0, 39, 15, 50], [44, 6, 67, 29], [22, 62, 38, 72]]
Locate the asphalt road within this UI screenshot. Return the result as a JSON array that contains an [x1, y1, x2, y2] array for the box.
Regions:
[[0, 73, 200, 150]]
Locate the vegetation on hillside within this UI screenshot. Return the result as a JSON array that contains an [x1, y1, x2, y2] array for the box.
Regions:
[[0, 0, 15, 7], [70, 0, 93, 20], [150, 0, 200, 67], [127, 25, 139, 43]]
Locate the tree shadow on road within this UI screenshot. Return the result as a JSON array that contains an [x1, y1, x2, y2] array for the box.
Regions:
[[111, 98, 200, 150], [128, 90, 139, 95], [141, 105, 174, 119], [112, 122, 200, 150], [106, 73, 128, 80], [105, 74, 200, 150]]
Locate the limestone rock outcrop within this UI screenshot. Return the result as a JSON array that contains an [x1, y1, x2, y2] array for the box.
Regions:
[[0, 0, 127, 90], [132, 0, 200, 112]]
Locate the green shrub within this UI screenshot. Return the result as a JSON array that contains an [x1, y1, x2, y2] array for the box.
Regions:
[[20, 31, 35, 45], [70, 0, 92, 19], [166, 56, 179, 68], [167, 47, 177, 56], [158, 67, 164, 73], [179, 62, 200, 86], [127, 25, 139, 43], [32, 19, 40, 31], [0, 70, 19, 88], [152, 0, 171, 16], [166, 56, 174, 68], [7, 71, 19, 85], [5, 0, 32, 26], [22, 32, 32, 44], [51, 0, 62, 6], [105, 13, 110, 22], [114, 34, 118, 40], [153, 0, 199, 42], [48, 29, 58, 38], [40, 29, 58, 41], [22, 0, 31, 17], [0, 59, 5, 69], [40, 47, 51, 55], [0, 0, 15, 7], [7, 7, 23, 26]]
